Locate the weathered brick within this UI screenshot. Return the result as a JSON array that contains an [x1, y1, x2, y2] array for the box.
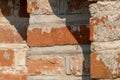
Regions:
[[90, 40, 120, 78], [0, 16, 29, 40], [0, 24, 23, 43], [27, 0, 59, 14], [0, 43, 28, 66], [70, 55, 90, 75], [0, 66, 27, 76], [90, 15, 120, 42], [90, 53, 120, 79], [0, 73, 27, 80], [27, 45, 90, 76], [27, 56, 65, 75], [0, 49, 14, 66], [89, 1, 120, 18], [27, 25, 90, 46], [0, 43, 28, 78], [89, 1, 120, 41], [91, 40, 120, 52]]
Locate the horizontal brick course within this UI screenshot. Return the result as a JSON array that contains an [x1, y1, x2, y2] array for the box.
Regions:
[[27, 56, 65, 75], [90, 53, 120, 78], [27, 45, 90, 76], [0, 24, 23, 43], [0, 73, 27, 80], [0, 43, 28, 67], [27, 25, 90, 46], [0, 49, 14, 66], [90, 40, 120, 78]]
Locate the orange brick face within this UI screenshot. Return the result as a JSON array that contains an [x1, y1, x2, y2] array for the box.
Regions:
[[27, 25, 90, 46], [0, 25, 23, 43], [0, 49, 14, 66], [27, 56, 65, 75], [0, 73, 27, 80], [91, 53, 120, 78]]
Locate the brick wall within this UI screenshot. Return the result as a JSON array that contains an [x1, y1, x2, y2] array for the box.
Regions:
[[0, 0, 120, 80], [90, 0, 120, 79], [0, 0, 92, 80], [27, 0, 91, 80]]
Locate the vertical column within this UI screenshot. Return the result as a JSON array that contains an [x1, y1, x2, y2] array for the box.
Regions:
[[0, 0, 29, 79], [27, 0, 91, 80], [90, 0, 120, 79]]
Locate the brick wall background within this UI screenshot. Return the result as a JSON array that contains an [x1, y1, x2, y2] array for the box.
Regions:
[[27, 0, 91, 80], [0, 0, 120, 80]]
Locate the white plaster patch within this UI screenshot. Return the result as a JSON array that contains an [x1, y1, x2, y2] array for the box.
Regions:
[[91, 40, 120, 52], [14, 49, 27, 66], [89, 1, 120, 18], [41, 27, 52, 34], [28, 23, 66, 33], [108, 14, 119, 22], [96, 49, 120, 74], [70, 25, 80, 32], [0, 66, 27, 74]]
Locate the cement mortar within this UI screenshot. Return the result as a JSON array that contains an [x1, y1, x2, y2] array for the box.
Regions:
[[89, 1, 120, 18]]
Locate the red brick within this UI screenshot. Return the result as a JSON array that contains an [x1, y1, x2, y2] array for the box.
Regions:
[[70, 55, 90, 75], [27, 25, 90, 46], [0, 49, 14, 66], [91, 53, 119, 78], [0, 43, 28, 66], [27, 56, 65, 75], [0, 73, 27, 80], [0, 25, 23, 43]]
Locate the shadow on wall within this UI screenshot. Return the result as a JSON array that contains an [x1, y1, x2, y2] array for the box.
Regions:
[[0, 0, 29, 40], [0, 0, 91, 79], [48, 0, 91, 79], [48, 0, 91, 44]]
